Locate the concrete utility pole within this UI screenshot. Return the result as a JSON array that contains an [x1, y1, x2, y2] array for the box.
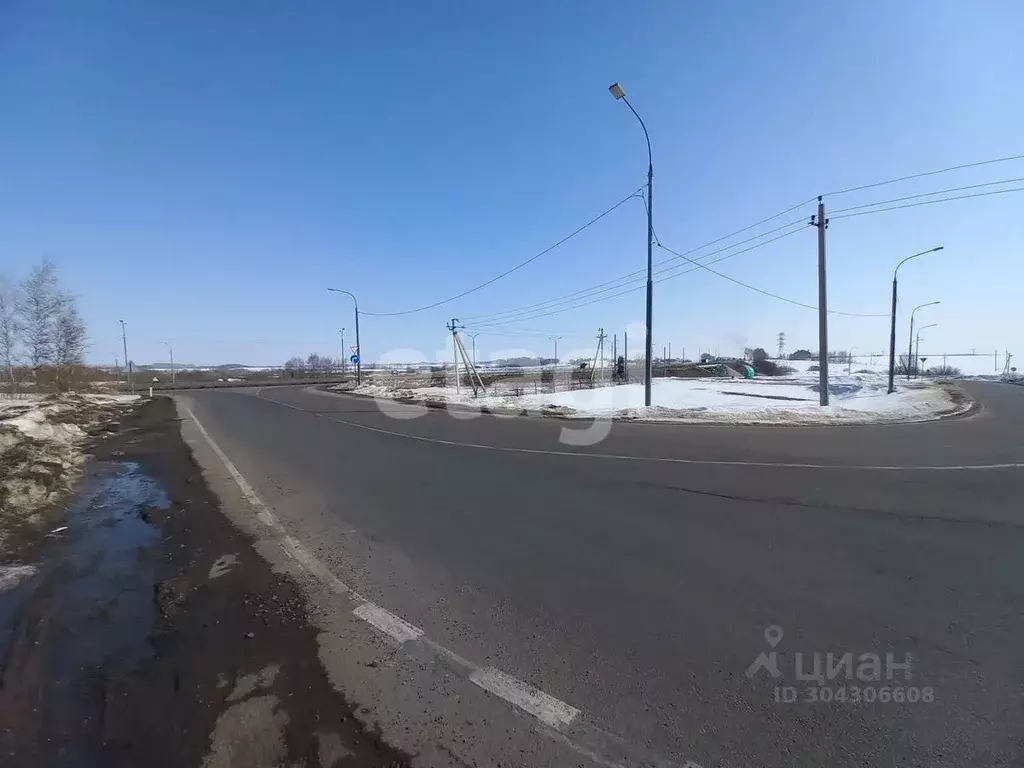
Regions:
[[591, 328, 606, 385], [908, 301, 940, 380], [447, 318, 462, 393], [161, 341, 175, 383], [328, 289, 361, 384], [887, 246, 943, 394], [811, 198, 829, 406], [120, 320, 134, 394], [624, 331, 629, 382], [608, 82, 654, 406]]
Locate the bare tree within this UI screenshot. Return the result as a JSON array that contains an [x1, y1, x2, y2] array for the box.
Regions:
[[17, 260, 62, 375], [53, 298, 87, 392], [0, 276, 22, 392]]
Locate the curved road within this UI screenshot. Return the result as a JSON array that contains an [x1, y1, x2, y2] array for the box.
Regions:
[[177, 381, 1024, 767]]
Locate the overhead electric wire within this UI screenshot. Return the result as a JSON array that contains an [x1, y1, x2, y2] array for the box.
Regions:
[[359, 184, 644, 317], [830, 186, 1024, 220], [473, 226, 809, 326], [829, 177, 1024, 215], [653, 242, 888, 317], [462, 215, 813, 325], [462, 221, 805, 326], [463, 327, 591, 339], [362, 152, 1024, 324], [823, 153, 1024, 198]]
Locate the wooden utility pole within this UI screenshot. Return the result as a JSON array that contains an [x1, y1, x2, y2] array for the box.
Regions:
[[812, 197, 829, 406]]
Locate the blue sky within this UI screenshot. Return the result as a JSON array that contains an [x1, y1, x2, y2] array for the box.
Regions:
[[2, 0, 1022, 368]]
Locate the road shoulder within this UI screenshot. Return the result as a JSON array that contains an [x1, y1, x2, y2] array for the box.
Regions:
[[0, 397, 412, 767]]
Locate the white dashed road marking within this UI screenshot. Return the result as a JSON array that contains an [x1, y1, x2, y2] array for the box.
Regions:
[[352, 602, 424, 644], [470, 667, 580, 729], [182, 405, 609, 756]]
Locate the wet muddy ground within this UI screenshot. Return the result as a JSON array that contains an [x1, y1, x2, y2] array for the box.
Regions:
[[0, 397, 411, 767]]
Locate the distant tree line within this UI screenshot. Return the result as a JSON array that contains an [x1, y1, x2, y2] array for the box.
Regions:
[[282, 352, 346, 377], [0, 260, 87, 393]]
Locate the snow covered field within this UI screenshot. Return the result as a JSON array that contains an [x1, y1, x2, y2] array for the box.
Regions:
[[348, 365, 972, 425]]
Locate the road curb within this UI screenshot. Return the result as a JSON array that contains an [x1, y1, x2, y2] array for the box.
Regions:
[[309, 382, 978, 428]]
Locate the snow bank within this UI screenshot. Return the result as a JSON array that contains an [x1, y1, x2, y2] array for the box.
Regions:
[[1, 394, 140, 552], [350, 370, 969, 426]]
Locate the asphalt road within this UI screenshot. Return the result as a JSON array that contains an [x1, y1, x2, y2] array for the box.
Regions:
[[177, 381, 1024, 767]]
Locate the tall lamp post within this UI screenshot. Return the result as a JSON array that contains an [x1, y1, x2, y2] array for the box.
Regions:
[[327, 288, 361, 384], [468, 332, 481, 366], [339, 328, 346, 373], [908, 302, 940, 380], [161, 341, 175, 384], [549, 335, 562, 365], [608, 82, 654, 407], [887, 246, 943, 393], [915, 324, 937, 376]]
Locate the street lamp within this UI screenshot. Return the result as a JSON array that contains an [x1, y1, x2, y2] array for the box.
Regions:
[[549, 335, 562, 365], [609, 81, 654, 407], [908, 302, 940, 380], [339, 328, 346, 373], [468, 332, 481, 366], [161, 341, 175, 384], [327, 288, 361, 384], [916, 324, 937, 376], [887, 246, 943, 393]]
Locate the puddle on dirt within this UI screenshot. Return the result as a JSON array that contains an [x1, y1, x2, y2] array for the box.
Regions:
[[0, 461, 169, 762], [52, 461, 167, 668]]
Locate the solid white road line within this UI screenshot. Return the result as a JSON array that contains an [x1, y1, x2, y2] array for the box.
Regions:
[[314, 412, 1023, 472], [257, 388, 1020, 472]]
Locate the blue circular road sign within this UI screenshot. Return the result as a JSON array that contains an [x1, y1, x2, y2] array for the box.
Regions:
[[350, 354, 360, 365]]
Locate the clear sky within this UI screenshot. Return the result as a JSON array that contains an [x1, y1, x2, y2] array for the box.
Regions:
[[2, 1, 1022, 369]]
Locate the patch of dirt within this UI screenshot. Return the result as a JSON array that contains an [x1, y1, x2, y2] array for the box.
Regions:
[[0, 398, 413, 767]]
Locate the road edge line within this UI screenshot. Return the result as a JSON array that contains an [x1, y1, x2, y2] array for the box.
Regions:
[[179, 403, 596, 742]]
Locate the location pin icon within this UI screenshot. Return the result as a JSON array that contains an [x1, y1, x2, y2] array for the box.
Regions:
[[765, 625, 784, 647]]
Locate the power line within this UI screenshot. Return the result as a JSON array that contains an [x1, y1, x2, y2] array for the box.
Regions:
[[463, 216, 811, 325], [359, 184, 644, 317], [474, 226, 808, 327], [463, 327, 590, 339], [830, 177, 1024, 215], [462, 324, 591, 337], [654, 242, 888, 317], [823, 153, 1024, 197], [831, 186, 1024, 220]]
